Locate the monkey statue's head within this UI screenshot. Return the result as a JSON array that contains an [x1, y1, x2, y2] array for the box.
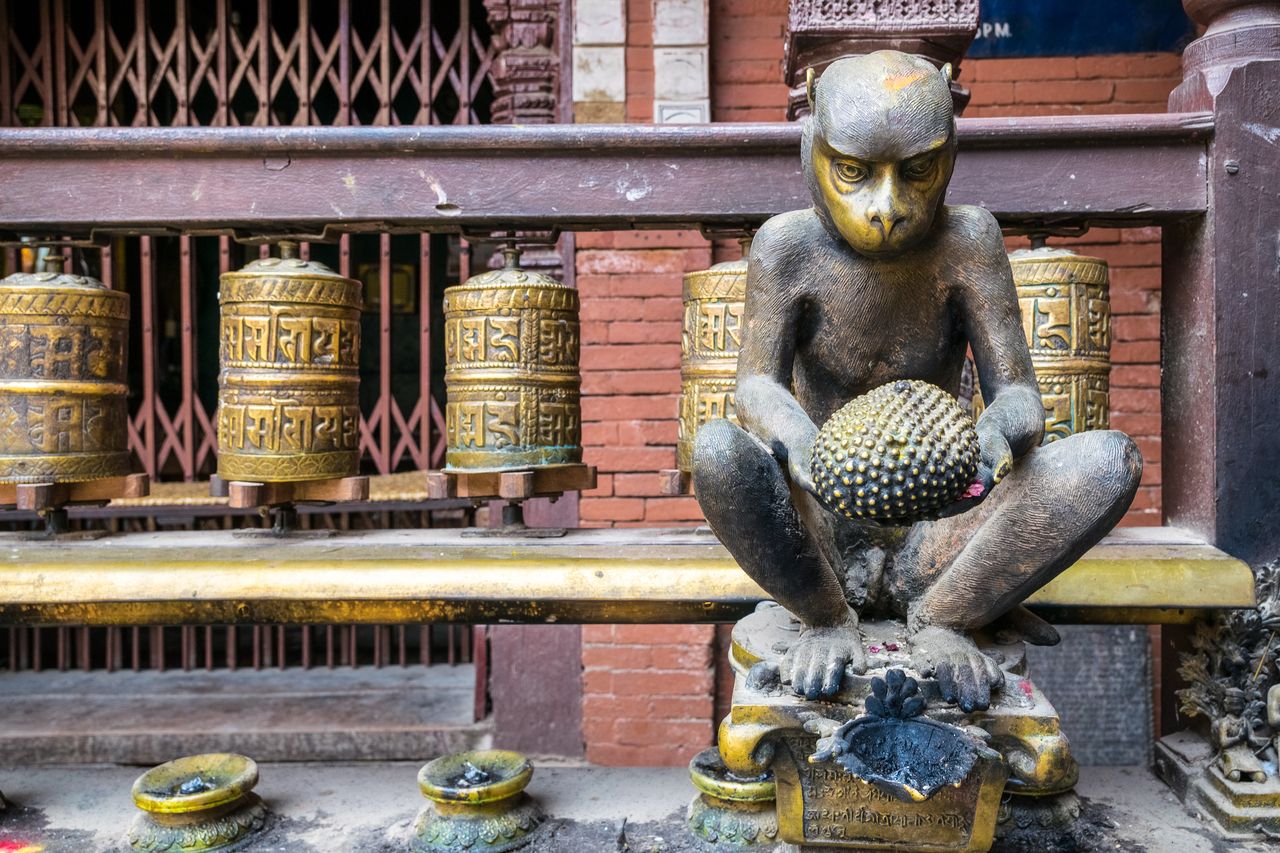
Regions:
[[802, 50, 957, 258]]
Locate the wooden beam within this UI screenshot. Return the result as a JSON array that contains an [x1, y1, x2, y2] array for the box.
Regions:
[[0, 114, 1211, 238], [0, 526, 1252, 627]]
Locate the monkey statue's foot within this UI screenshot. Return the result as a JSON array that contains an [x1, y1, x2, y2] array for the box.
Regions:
[[780, 615, 867, 700], [909, 625, 1006, 713]]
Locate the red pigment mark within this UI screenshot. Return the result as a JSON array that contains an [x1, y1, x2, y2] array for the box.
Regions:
[[884, 642, 900, 652], [1018, 680, 1034, 698], [868, 645, 882, 654], [963, 481, 985, 499], [0, 841, 46, 853]]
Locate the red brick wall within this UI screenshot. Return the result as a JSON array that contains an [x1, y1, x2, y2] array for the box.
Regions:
[[576, 0, 1179, 765]]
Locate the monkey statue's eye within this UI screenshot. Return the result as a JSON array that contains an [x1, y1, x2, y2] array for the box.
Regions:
[[903, 156, 935, 180], [833, 161, 867, 184]]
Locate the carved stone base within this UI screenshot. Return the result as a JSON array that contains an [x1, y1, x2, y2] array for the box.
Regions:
[[717, 603, 1079, 851], [996, 790, 1082, 836], [126, 795, 268, 853], [1155, 729, 1280, 840]]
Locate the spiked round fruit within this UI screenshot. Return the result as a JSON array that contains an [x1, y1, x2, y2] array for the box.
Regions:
[[811, 380, 980, 524]]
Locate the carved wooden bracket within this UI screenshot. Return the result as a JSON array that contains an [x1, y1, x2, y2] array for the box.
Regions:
[[484, 0, 561, 125], [783, 0, 979, 118]]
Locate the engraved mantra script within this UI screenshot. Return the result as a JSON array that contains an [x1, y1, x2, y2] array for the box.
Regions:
[[218, 403, 360, 454], [444, 316, 579, 369], [221, 311, 359, 368]]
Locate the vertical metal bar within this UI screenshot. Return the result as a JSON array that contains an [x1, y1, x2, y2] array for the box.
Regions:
[[338, 0, 351, 124], [256, 0, 269, 125], [379, 0, 390, 124], [298, 0, 310, 123], [419, 0, 431, 124], [458, 0, 470, 125], [79, 627, 90, 671], [56, 626, 67, 671], [326, 625, 335, 668], [99, 242, 113, 288], [227, 625, 238, 670], [131, 626, 140, 671], [175, 0, 189, 125], [108, 626, 121, 672], [134, 0, 147, 125], [419, 233, 431, 468], [52, 0, 67, 126], [252, 625, 262, 670], [379, 232, 392, 473], [32, 627, 42, 672], [139, 236, 157, 478], [302, 625, 312, 669], [373, 625, 383, 668], [339, 233, 351, 277], [181, 625, 193, 671], [204, 625, 213, 670], [151, 626, 165, 671], [38, 0, 53, 125], [16, 625, 29, 670], [94, 0, 107, 125], [216, 0, 229, 125], [277, 624, 286, 670], [179, 235, 196, 480], [0, 0, 12, 126], [420, 625, 431, 666], [447, 624, 456, 665]]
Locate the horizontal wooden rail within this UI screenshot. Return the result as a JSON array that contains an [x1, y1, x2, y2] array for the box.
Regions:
[[0, 526, 1251, 627], [0, 114, 1212, 238]]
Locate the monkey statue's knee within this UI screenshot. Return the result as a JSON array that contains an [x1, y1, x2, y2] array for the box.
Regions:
[[1075, 429, 1143, 510]]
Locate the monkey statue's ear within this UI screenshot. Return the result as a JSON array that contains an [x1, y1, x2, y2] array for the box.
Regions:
[[806, 67, 816, 112], [940, 62, 954, 81]]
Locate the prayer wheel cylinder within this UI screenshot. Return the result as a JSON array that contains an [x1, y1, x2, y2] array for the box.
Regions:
[[443, 246, 581, 470], [677, 245, 748, 473], [0, 254, 131, 483], [1009, 245, 1111, 441], [216, 241, 363, 483]]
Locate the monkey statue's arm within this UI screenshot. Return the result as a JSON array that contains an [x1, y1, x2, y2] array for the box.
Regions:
[[734, 223, 819, 495], [956, 207, 1044, 493]]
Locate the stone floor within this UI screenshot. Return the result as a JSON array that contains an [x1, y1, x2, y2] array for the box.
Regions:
[[0, 763, 1269, 852]]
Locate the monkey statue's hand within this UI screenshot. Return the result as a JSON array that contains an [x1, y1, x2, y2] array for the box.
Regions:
[[939, 426, 1012, 518]]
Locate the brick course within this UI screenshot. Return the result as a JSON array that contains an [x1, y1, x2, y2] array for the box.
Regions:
[[575, 0, 1180, 764]]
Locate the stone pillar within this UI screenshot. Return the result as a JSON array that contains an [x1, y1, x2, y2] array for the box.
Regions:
[[782, 0, 979, 118]]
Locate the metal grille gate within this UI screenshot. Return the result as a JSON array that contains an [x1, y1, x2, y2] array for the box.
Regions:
[[0, 0, 496, 675]]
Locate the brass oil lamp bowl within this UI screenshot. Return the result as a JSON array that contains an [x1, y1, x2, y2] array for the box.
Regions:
[[687, 746, 779, 846], [412, 749, 545, 853], [126, 753, 267, 852]]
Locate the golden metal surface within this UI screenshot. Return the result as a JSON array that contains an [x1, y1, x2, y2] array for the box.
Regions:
[[0, 527, 1251, 627], [443, 246, 581, 471], [678, 242, 747, 473], [0, 255, 131, 484], [216, 241, 363, 483], [1011, 246, 1111, 441], [128, 753, 267, 852]]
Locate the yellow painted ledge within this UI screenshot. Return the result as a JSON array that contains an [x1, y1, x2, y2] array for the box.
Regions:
[[0, 526, 1253, 626]]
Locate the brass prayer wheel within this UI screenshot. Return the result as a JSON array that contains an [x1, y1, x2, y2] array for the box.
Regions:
[[1009, 245, 1111, 442], [443, 246, 581, 470], [0, 253, 131, 484], [216, 241, 363, 483], [677, 240, 748, 473]]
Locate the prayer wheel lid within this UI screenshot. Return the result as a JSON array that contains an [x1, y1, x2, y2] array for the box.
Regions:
[[1008, 245, 1090, 261], [0, 253, 110, 291], [220, 240, 363, 307], [452, 244, 567, 291]]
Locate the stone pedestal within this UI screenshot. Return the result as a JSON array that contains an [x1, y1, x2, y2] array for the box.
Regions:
[[1155, 729, 1280, 839], [715, 603, 1079, 852]]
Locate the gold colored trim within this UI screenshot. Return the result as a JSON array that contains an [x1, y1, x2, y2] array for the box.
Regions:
[[132, 754, 258, 815], [0, 527, 1252, 627]]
